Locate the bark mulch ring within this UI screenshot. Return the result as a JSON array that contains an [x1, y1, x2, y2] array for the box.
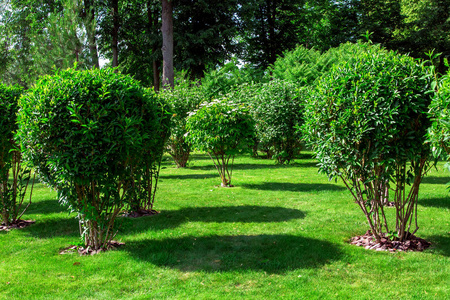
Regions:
[[350, 230, 431, 252], [121, 209, 159, 218], [0, 220, 35, 231], [59, 240, 125, 256]]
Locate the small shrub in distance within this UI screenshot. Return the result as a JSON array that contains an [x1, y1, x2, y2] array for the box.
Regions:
[[250, 80, 304, 164], [302, 42, 433, 242], [160, 79, 204, 168], [17, 68, 167, 250], [0, 83, 34, 226], [185, 98, 255, 187]]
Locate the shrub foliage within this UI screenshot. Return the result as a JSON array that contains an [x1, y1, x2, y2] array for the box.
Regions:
[[250, 80, 303, 164], [302, 43, 433, 242], [17, 68, 168, 250], [161, 79, 204, 168], [0, 83, 34, 226], [186, 98, 255, 187]]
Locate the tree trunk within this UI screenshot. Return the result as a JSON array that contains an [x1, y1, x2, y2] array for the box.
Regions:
[[82, 0, 99, 68], [111, 0, 119, 69], [161, 0, 174, 89], [148, 1, 160, 91]]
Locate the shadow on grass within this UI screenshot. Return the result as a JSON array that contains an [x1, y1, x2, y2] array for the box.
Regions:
[[21, 217, 79, 238], [27, 199, 65, 214], [189, 162, 318, 171], [418, 197, 450, 209], [119, 205, 306, 233], [427, 234, 450, 257], [242, 182, 345, 192], [123, 234, 341, 273], [422, 176, 450, 185], [159, 174, 218, 180]]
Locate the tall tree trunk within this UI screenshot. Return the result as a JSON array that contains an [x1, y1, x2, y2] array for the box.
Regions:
[[111, 0, 119, 69], [148, 1, 160, 91], [84, 0, 99, 69], [161, 0, 174, 89], [267, 0, 277, 66]]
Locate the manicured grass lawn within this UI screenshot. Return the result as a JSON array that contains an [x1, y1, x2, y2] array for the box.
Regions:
[[1, 153, 449, 299]]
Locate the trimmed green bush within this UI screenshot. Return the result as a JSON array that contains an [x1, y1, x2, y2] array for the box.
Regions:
[[17, 68, 168, 250], [250, 80, 304, 164], [0, 83, 34, 226], [185, 98, 255, 187], [302, 42, 433, 242]]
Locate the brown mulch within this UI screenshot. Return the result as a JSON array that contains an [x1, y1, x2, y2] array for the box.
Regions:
[[121, 209, 159, 218], [350, 230, 431, 252], [59, 240, 125, 256], [0, 220, 35, 231]]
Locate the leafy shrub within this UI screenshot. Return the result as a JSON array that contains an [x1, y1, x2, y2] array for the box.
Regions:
[[302, 42, 433, 242], [428, 70, 450, 166], [17, 68, 168, 250], [160, 79, 204, 167], [250, 80, 304, 164], [127, 88, 170, 213], [271, 42, 377, 84], [0, 83, 34, 226], [185, 98, 255, 187], [270, 46, 321, 84]]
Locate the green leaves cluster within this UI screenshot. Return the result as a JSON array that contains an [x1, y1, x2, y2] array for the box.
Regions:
[[250, 80, 304, 164], [302, 42, 433, 241], [17, 67, 168, 249]]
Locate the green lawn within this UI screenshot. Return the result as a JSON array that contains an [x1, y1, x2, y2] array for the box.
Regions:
[[1, 153, 449, 299]]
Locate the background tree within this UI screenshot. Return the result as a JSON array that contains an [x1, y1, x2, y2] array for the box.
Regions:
[[173, 0, 239, 79], [161, 0, 174, 88]]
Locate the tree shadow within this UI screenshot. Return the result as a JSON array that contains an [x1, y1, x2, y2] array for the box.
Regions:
[[123, 234, 341, 274], [159, 174, 218, 180], [421, 176, 450, 185], [119, 205, 306, 233], [426, 234, 450, 257], [418, 197, 450, 209], [242, 182, 345, 192], [26, 199, 65, 214], [189, 163, 310, 171], [21, 217, 79, 239]]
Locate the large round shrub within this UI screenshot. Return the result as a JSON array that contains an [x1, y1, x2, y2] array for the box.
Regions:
[[185, 98, 255, 187], [250, 80, 304, 164], [0, 83, 34, 226], [17, 68, 167, 250], [302, 42, 433, 243]]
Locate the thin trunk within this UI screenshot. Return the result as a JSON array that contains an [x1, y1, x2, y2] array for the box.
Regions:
[[161, 0, 174, 89], [148, 1, 160, 91], [84, 0, 99, 68], [111, 0, 119, 69], [267, 0, 277, 66]]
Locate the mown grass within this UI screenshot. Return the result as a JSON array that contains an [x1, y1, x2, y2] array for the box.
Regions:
[[1, 153, 449, 299]]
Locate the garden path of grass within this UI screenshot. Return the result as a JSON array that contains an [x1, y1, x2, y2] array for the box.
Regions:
[[1, 153, 449, 299]]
